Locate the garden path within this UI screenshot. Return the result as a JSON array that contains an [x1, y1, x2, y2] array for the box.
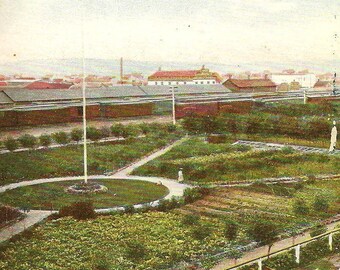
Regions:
[[233, 140, 340, 155], [0, 137, 191, 243], [212, 220, 340, 270]]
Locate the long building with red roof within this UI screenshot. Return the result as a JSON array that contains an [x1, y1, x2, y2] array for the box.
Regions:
[[223, 78, 277, 92], [147, 66, 222, 86]]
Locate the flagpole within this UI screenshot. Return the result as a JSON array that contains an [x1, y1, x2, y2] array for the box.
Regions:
[[81, 4, 88, 184]]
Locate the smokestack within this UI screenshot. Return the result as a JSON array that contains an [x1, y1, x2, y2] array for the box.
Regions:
[[120, 57, 123, 84]]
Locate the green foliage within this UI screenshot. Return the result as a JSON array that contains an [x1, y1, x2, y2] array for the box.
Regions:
[[247, 219, 278, 245], [59, 201, 96, 220], [0, 204, 22, 225], [182, 214, 200, 226], [124, 241, 147, 262], [86, 127, 102, 141], [52, 131, 70, 145], [309, 224, 327, 238], [191, 224, 212, 240], [123, 205, 135, 214], [39, 134, 52, 147], [70, 128, 83, 142], [18, 134, 37, 149], [100, 126, 111, 138], [223, 220, 239, 241], [110, 123, 125, 138], [313, 195, 329, 212], [293, 199, 310, 215], [3, 137, 19, 151]]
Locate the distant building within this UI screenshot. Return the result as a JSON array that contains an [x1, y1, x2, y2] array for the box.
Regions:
[[313, 80, 332, 90], [147, 66, 222, 86], [25, 80, 73, 89], [118, 73, 146, 85], [270, 72, 317, 88], [222, 78, 277, 92]]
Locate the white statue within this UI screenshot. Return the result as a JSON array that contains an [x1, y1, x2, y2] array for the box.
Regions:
[[329, 121, 337, 152], [178, 168, 184, 182]]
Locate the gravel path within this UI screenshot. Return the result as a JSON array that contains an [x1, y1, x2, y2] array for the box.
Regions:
[[233, 140, 340, 155]]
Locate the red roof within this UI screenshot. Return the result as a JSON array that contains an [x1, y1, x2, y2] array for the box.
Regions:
[[25, 81, 73, 89], [0, 81, 7, 86], [149, 70, 198, 79], [226, 79, 276, 88]]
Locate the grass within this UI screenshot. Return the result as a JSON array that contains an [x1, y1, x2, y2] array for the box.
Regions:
[[299, 258, 337, 270], [0, 134, 180, 186], [133, 137, 339, 184], [0, 179, 169, 210]]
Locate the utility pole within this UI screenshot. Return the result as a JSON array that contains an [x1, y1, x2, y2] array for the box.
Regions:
[[170, 86, 178, 125], [120, 57, 123, 84]]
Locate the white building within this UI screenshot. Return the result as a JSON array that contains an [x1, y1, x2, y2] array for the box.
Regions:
[[147, 66, 222, 86], [270, 73, 317, 88]]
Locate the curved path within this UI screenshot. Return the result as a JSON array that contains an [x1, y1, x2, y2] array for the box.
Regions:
[[0, 138, 191, 243]]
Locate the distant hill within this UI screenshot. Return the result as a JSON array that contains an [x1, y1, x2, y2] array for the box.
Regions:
[[0, 58, 337, 77]]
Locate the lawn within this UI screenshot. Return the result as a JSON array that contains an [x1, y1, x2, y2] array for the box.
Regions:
[[0, 134, 180, 186], [0, 179, 169, 210], [133, 137, 340, 184]]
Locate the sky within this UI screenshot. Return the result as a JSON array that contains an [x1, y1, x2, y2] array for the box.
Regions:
[[0, 0, 339, 68]]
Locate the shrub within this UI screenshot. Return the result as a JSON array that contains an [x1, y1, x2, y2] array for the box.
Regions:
[[39, 134, 52, 147], [124, 241, 147, 262], [86, 127, 102, 141], [223, 220, 239, 241], [0, 204, 22, 225], [182, 214, 200, 226], [191, 224, 212, 240], [52, 131, 70, 145], [293, 199, 309, 215], [121, 125, 140, 139], [309, 224, 327, 237], [70, 128, 83, 142], [313, 195, 329, 212], [123, 205, 135, 214], [110, 123, 125, 138], [100, 126, 111, 138], [3, 137, 19, 151], [18, 134, 37, 149], [183, 187, 210, 204], [59, 201, 96, 220]]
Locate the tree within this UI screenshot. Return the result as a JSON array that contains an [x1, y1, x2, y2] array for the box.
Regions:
[[121, 125, 139, 139], [182, 214, 200, 226], [110, 123, 125, 138], [18, 134, 37, 149], [247, 220, 279, 257], [228, 249, 243, 265], [70, 128, 83, 143], [181, 115, 203, 134], [293, 199, 309, 215], [86, 127, 102, 141], [39, 134, 52, 147], [52, 131, 70, 145], [124, 241, 147, 262], [202, 115, 219, 135], [191, 224, 212, 240], [313, 195, 329, 212], [100, 126, 111, 138], [223, 220, 239, 241], [3, 137, 19, 151]]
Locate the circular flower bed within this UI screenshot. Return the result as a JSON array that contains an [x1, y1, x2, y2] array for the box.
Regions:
[[65, 182, 108, 194]]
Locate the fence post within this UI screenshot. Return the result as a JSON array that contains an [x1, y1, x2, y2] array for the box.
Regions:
[[295, 244, 300, 264], [258, 259, 262, 270], [329, 233, 333, 251]]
